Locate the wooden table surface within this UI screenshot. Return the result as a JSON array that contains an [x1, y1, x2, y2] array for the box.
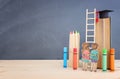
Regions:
[[0, 60, 120, 79]]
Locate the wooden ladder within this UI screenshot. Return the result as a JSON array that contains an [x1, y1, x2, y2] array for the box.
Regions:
[[86, 8, 96, 43]]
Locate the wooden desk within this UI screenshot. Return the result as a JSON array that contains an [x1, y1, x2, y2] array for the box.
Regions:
[[0, 60, 120, 79]]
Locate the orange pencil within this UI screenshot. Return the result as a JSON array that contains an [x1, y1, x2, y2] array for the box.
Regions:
[[110, 48, 115, 71], [73, 48, 77, 70]]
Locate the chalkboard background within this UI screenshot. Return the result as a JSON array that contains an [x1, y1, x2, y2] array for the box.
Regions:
[[0, 0, 120, 59]]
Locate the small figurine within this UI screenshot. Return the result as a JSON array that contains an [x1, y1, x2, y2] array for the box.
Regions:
[[81, 42, 90, 71], [90, 43, 99, 72]]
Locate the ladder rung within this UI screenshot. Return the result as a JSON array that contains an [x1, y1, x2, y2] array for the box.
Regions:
[[86, 41, 95, 43], [88, 12, 94, 14], [88, 18, 94, 20], [87, 24, 94, 25], [87, 35, 94, 37], [86, 9, 96, 44], [87, 29, 94, 31]]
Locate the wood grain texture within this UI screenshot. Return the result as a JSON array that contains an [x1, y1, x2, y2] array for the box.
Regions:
[[69, 32, 80, 68], [69, 32, 73, 67], [96, 19, 103, 68], [0, 60, 120, 79], [96, 18, 111, 69]]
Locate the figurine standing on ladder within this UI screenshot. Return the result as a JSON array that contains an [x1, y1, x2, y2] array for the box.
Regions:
[[90, 43, 99, 72], [81, 43, 90, 71]]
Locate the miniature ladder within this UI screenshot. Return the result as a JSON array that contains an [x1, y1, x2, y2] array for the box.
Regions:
[[85, 8, 96, 43]]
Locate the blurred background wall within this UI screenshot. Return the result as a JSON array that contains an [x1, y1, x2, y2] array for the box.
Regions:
[[0, 0, 119, 59]]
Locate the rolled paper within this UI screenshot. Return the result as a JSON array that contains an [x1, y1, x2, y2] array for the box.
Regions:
[[63, 47, 68, 68]]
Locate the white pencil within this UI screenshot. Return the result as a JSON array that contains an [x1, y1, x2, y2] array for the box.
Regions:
[[69, 30, 80, 68], [69, 31, 73, 67]]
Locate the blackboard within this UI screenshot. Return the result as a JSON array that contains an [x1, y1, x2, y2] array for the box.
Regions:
[[0, 0, 119, 59]]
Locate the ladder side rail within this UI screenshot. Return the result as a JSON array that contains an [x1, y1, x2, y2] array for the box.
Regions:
[[86, 9, 88, 43], [94, 8, 96, 43]]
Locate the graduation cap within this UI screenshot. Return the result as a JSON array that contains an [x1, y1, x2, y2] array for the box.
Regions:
[[98, 10, 113, 18]]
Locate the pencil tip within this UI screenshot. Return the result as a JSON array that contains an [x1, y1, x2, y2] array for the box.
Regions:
[[75, 30, 77, 33], [70, 32, 73, 34]]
